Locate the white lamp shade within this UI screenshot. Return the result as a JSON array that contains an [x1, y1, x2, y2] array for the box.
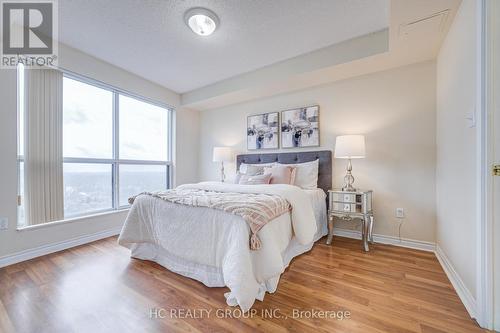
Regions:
[[334, 135, 366, 159], [213, 147, 233, 162]]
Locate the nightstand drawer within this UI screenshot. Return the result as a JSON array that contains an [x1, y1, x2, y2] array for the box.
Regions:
[[327, 189, 374, 252], [331, 192, 357, 203], [331, 202, 359, 213]]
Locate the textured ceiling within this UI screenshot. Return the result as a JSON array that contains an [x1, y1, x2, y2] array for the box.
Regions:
[[59, 0, 389, 93]]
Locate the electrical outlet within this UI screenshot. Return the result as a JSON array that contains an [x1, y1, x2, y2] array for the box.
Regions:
[[0, 217, 8, 230], [396, 208, 405, 218]]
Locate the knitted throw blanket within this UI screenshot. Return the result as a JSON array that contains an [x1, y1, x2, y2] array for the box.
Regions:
[[129, 188, 291, 250]]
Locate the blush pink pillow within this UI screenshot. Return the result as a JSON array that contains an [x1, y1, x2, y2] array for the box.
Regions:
[[238, 173, 272, 185], [263, 166, 297, 185]]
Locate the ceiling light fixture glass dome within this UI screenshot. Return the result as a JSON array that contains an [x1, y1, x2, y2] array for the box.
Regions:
[[185, 8, 219, 36]]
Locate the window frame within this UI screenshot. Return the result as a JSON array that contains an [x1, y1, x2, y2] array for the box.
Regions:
[[17, 64, 25, 226], [62, 72, 174, 217], [17, 66, 174, 225]]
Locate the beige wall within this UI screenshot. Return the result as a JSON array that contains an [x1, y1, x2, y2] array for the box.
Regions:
[[0, 44, 199, 259], [198, 61, 437, 243], [436, 0, 478, 298]]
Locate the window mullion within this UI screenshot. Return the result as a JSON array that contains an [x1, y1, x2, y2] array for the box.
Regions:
[[167, 109, 173, 188], [168, 109, 173, 162], [112, 91, 119, 210], [167, 164, 171, 189]]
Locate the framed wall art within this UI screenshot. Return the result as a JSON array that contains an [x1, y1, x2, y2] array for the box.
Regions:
[[246, 112, 279, 150], [280, 105, 320, 148]]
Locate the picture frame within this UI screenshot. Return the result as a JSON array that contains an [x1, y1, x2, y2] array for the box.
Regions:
[[246, 112, 279, 150], [280, 105, 320, 148]]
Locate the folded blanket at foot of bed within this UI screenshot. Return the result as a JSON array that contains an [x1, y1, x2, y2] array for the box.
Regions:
[[129, 188, 291, 250]]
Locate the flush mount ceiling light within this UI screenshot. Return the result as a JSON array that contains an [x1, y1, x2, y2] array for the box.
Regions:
[[184, 7, 219, 36]]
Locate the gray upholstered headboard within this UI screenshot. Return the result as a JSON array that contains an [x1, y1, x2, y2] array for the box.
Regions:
[[236, 150, 332, 195]]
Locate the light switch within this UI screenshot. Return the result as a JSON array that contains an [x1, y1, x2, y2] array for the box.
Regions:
[[465, 111, 476, 128]]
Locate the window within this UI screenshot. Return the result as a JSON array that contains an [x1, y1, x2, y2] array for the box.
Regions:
[[63, 163, 113, 216], [119, 95, 169, 161], [118, 164, 167, 206], [63, 78, 113, 159], [17, 67, 173, 226]]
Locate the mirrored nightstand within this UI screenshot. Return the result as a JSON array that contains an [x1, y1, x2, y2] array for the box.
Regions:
[[326, 189, 374, 251]]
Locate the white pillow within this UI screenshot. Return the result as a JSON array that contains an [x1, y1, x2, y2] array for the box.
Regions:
[[263, 165, 297, 185], [238, 173, 272, 185], [239, 162, 276, 175], [277, 159, 319, 189]]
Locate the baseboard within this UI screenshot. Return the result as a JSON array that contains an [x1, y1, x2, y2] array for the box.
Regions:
[[434, 245, 477, 320], [332, 228, 436, 252], [0, 227, 122, 268]]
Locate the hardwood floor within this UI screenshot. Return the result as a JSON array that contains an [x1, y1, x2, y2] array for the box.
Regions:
[[0, 236, 487, 333]]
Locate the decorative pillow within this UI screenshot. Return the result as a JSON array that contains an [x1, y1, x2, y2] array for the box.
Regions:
[[234, 171, 243, 184], [277, 159, 319, 189], [228, 173, 240, 184], [245, 165, 265, 176], [239, 162, 276, 175], [238, 173, 272, 185], [263, 166, 297, 185]]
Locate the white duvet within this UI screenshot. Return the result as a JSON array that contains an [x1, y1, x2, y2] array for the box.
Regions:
[[118, 182, 327, 311]]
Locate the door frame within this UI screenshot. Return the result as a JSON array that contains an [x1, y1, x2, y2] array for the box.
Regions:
[[476, 0, 495, 329]]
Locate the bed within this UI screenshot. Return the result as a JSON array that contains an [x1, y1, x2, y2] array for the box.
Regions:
[[118, 150, 332, 311]]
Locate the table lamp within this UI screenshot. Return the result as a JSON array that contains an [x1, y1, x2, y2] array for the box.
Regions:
[[334, 135, 365, 192], [213, 147, 233, 182]]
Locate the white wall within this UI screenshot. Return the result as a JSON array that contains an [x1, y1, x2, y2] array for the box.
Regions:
[[436, 0, 477, 299], [0, 44, 199, 260], [491, 0, 500, 329], [174, 107, 200, 186], [59, 44, 180, 107], [198, 61, 437, 243]]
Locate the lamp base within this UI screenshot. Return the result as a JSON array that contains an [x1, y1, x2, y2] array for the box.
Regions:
[[220, 161, 226, 183], [342, 184, 356, 192], [341, 159, 356, 192]]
